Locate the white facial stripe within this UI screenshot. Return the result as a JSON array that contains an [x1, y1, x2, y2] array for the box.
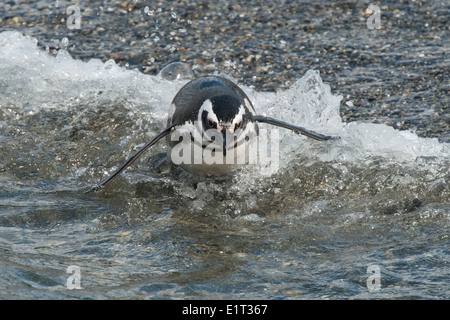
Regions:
[[244, 98, 256, 115], [232, 105, 245, 125], [198, 99, 218, 125]]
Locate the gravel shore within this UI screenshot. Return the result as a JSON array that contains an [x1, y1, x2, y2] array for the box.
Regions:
[[1, 0, 448, 141]]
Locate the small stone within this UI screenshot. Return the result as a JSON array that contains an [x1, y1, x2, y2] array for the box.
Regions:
[[10, 16, 23, 25]]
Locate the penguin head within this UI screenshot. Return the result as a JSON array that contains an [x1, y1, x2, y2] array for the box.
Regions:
[[169, 76, 258, 158], [199, 94, 245, 132], [197, 94, 247, 155]]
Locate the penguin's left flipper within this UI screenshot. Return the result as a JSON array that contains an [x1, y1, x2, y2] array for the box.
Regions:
[[253, 115, 337, 141]]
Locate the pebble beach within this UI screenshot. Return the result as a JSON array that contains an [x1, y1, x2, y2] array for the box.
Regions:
[[1, 0, 448, 142]]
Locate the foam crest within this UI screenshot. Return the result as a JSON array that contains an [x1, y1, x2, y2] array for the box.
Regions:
[[0, 31, 178, 121]]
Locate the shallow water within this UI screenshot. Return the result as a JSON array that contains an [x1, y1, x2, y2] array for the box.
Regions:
[[0, 31, 449, 299]]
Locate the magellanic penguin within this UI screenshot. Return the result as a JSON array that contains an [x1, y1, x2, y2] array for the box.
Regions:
[[91, 75, 335, 191]]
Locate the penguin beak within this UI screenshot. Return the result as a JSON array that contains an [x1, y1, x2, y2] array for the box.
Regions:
[[221, 128, 227, 156]]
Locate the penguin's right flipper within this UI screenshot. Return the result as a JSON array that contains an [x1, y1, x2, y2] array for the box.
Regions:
[[87, 125, 175, 193]]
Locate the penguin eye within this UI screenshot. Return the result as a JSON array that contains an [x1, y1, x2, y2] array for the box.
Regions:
[[207, 119, 217, 129]]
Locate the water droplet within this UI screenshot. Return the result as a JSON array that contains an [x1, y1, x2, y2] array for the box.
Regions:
[[159, 62, 194, 81], [61, 37, 69, 48]]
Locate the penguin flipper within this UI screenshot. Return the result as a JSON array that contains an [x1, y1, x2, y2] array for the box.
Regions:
[[253, 115, 336, 141], [88, 125, 175, 193]]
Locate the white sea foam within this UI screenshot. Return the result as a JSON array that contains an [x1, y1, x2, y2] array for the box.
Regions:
[[0, 30, 448, 176], [0, 31, 179, 122]]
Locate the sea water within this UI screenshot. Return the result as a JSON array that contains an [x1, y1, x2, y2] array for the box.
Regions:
[[0, 31, 448, 299]]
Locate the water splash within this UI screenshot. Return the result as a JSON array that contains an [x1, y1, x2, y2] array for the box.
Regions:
[[0, 31, 448, 220], [158, 61, 194, 80], [0, 31, 449, 300]]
